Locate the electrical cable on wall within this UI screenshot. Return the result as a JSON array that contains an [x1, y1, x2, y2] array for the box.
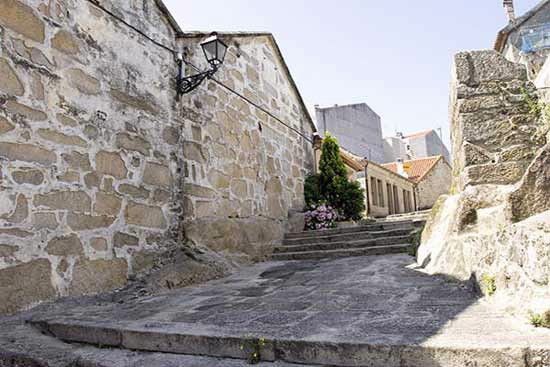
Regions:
[[84, 0, 313, 144]]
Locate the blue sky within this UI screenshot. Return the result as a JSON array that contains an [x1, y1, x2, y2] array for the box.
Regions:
[[164, 0, 541, 148]]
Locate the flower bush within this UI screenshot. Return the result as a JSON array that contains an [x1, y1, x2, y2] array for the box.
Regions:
[[304, 204, 338, 230]]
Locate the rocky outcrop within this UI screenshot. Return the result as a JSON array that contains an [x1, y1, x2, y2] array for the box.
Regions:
[[418, 50, 550, 317]]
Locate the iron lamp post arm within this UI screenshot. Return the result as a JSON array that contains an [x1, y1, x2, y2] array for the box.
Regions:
[[177, 59, 219, 97]]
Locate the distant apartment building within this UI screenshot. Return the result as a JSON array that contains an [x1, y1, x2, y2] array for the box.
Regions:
[[315, 103, 385, 163], [383, 130, 450, 164]]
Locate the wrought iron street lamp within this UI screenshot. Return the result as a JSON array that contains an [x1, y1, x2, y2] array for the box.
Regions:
[[177, 32, 228, 96]]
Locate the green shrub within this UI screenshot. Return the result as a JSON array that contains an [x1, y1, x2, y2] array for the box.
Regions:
[[333, 177, 365, 221], [304, 174, 323, 207], [306, 133, 365, 220], [318, 134, 348, 204], [481, 274, 497, 296], [520, 88, 549, 145], [529, 310, 550, 328], [240, 337, 267, 364]]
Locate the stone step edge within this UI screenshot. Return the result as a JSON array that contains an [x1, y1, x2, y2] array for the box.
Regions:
[[0, 345, 318, 367], [29, 319, 540, 367], [282, 228, 413, 244], [272, 244, 411, 260], [285, 220, 422, 239], [276, 235, 413, 254]]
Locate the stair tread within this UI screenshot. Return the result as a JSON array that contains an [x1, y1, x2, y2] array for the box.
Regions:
[[273, 243, 410, 257], [277, 235, 412, 252], [285, 219, 424, 238], [283, 228, 412, 243]]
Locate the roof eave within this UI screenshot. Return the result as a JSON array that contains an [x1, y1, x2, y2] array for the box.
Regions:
[[154, 0, 184, 36], [493, 0, 550, 52]]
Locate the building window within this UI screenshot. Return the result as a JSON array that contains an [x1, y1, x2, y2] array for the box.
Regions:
[[371, 177, 378, 206], [377, 179, 384, 207]]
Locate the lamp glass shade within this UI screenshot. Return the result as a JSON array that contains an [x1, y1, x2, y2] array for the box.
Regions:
[[200, 34, 227, 67]]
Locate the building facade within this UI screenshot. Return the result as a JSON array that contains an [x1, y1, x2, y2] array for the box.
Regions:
[[495, 0, 550, 80], [315, 103, 385, 163], [383, 130, 450, 164], [0, 0, 316, 314], [361, 161, 416, 218], [383, 156, 452, 210]]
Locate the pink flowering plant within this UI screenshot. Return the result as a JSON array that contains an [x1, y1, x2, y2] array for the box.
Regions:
[[304, 203, 338, 230]]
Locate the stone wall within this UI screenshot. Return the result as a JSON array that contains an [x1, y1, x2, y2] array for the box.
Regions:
[[416, 159, 451, 210], [0, 1, 316, 314], [0, 0, 184, 314], [417, 50, 550, 317], [178, 33, 315, 260], [449, 51, 541, 192]]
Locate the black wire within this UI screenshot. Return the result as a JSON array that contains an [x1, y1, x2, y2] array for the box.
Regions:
[[84, 0, 313, 143], [84, 0, 176, 55]]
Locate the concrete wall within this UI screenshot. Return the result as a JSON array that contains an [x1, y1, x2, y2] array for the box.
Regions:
[[416, 159, 451, 210], [359, 162, 415, 218], [383, 131, 451, 164], [422, 131, 451, 163], [0, 0, 315, 314], [315, 103, 384, 163], [407, 131, 450, 164], [383, 137, 408, 163]]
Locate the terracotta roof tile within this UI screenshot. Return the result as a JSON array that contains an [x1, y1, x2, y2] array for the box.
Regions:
[[382, 156, 443, 183]]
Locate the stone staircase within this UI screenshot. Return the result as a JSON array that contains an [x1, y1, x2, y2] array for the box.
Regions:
[[273, 219, 425, 261]]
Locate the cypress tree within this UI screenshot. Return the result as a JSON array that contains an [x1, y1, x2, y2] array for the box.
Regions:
[[316, 133, 365, 220], [318, 133, 348, 203]]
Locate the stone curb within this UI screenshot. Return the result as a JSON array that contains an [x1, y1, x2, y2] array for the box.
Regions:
[[28, 318, 538, 367]]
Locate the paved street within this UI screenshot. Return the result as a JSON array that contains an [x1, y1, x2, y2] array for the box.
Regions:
[[20, 254, 550, 366]]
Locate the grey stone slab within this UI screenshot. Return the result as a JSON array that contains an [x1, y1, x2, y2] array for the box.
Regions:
[[8, 254, 550, 366]]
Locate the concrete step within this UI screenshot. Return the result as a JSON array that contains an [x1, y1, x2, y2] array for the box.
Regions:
[[380, 210, 431, 222], [276, 235, 412, 254], [283, 227, 413, 246], [272, 244, 410, 261], [285, 220, 421, 239], [28, 314, 541, 367], [22, 256, 550, 367], [1, 342, 314, 367]]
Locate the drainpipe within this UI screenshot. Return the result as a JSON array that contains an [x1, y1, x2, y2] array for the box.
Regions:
[[413, 184, 418, 212]]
